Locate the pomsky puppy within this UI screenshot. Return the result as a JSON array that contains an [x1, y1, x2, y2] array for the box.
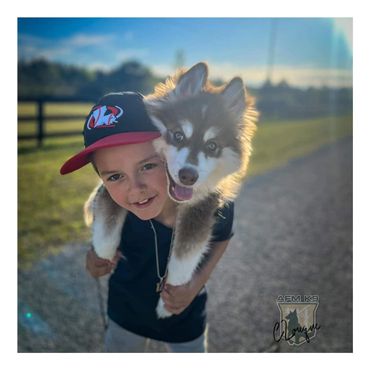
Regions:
[[85, 62, 258, 318]]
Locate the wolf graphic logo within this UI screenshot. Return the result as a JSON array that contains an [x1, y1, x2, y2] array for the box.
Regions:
[[275, 295, 320, 346], [87, 105, 123, 130]]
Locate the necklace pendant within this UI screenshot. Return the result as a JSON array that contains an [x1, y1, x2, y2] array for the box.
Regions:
[[156, 277, 165, 293]]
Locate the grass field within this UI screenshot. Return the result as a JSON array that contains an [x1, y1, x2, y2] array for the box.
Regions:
[[18, 103, 353, 267]]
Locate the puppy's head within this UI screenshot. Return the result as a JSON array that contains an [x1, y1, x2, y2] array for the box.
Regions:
[[145, 62, 254, 203]]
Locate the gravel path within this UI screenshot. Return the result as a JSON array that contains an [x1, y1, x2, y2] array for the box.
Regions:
[[18, 136, 352, 352]]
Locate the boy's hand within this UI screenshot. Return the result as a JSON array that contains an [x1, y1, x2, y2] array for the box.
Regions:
[[160, 279, 203, 315], [86, 247, 121, 278]]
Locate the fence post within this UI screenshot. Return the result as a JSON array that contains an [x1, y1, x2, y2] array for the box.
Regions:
[[37, 99, 44, 147]]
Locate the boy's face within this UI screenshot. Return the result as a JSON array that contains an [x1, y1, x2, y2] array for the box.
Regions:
[[93, 141, 169, 221]]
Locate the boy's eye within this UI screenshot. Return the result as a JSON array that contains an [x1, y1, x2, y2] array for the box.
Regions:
[[142, 163, 158, 171], [107, 173, 123, 182]]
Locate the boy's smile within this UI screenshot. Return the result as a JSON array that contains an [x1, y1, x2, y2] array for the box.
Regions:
[[131, 195, 157, 208]]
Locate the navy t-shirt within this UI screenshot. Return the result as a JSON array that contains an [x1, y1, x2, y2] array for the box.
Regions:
[[107, 201, 234, 343]]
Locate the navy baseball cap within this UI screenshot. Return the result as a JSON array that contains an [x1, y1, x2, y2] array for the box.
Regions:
[[60, 92, 161, 175]]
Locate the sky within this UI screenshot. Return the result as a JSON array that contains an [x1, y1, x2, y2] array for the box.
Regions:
[[18, 18, 353, 88]]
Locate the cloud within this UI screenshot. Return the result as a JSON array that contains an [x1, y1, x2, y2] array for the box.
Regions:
[[66, 33, 113, 47], [151, 62, 353, 88], [18, 31, 352, 88], [116, 49, 149, 61], [18, 31, 148, 69], [18, 32, 114, 61], [265, 66, 353, 88]]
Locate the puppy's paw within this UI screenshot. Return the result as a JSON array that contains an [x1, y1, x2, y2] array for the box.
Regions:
[[156, 298, 173, 319]]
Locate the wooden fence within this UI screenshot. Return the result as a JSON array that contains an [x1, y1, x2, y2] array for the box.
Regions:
[[18, 97, 93, 147]]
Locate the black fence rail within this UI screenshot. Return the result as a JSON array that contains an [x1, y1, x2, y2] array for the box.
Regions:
[[18, 97, 93, 147]]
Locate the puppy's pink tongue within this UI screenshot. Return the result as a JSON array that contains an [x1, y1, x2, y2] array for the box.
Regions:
[[174, 184, 193, 201]]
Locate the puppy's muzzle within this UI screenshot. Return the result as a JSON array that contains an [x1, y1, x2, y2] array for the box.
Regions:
[[178, 167, 199, 186]]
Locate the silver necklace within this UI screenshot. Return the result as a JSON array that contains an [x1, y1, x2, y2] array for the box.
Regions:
[[149, 219, 175, 293]]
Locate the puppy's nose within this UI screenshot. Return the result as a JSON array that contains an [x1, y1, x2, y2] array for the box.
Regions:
[[178, 167, 199, 186]]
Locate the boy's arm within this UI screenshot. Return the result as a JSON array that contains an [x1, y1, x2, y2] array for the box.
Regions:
[[161, 239, 231, 315]]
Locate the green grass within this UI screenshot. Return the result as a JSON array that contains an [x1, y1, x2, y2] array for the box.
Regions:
[[18, 142, 98, 267], [248, 115, 352, 176], [18, 104, 352, 267]]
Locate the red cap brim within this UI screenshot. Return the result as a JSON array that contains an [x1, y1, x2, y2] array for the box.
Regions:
[[60, 131, 161, 175]]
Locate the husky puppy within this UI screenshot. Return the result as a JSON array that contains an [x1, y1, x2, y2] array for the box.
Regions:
[[85, 62, 258, 318]]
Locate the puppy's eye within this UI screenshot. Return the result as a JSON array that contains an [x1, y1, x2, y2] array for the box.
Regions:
[[206, 141, 218, 152], [173, 131, 185, 143]]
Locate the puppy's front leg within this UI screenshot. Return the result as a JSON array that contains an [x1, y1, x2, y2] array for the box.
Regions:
[[85, 184, 127, 261], [156, 206, 217, 318], [156, 242, 209, 318], [156, 194, 221, 318]]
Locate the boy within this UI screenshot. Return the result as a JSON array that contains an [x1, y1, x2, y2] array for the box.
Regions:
[[60, 92, 234, 352]]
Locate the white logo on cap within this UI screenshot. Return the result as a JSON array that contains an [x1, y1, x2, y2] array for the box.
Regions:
[[86, 105, 123, 130]]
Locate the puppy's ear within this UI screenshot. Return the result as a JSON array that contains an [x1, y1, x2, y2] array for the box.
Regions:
[[221, 77, 247, 119], [174, 62, 208, 97]]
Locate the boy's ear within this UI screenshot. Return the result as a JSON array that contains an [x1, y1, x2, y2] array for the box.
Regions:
[[174, 62, 208, 97], [221, 77, 247, 118]]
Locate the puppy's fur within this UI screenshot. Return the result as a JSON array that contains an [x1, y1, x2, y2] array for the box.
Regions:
[[85, 62, 258, 318]]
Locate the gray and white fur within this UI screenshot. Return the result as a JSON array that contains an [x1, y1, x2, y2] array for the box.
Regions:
[[84, 62, 258, 318]]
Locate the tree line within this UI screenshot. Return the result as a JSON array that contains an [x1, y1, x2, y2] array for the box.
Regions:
[[18, 59, 352, 120]]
